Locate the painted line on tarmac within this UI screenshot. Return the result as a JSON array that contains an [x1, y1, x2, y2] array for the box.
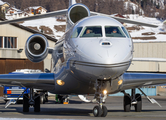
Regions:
[[0, 118, 90, 120]]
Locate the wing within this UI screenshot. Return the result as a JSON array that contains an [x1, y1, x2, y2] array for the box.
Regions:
[[121, 72, 166, 90], [0, 73, 55, 91], [0, 9, 67, 25], [90, 11, 158, 28]]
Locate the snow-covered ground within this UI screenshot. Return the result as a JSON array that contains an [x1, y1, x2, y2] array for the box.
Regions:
[[20, 14, 166, 42], [21, 17, 66, 39], [124, 14, 165, 43]]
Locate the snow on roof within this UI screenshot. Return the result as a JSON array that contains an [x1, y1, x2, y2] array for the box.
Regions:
[[0, 0, 5, 5], [9, 7, 22, 12], [26, 6, 47, 11], [0, 0, 9, 6]]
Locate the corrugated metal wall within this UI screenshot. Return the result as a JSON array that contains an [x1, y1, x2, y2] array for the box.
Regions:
[[128, 42, 166, 72], [133, 42, 166, 58]]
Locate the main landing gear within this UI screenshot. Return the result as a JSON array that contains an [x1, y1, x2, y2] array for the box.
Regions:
[[122, 89, 142, 112], [92, 80, 108, 117], [122, 88, 162, 112], [23, 88, 45, 112]]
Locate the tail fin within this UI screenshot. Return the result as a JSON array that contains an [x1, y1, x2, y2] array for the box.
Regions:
[[69, 0, 76, 7]]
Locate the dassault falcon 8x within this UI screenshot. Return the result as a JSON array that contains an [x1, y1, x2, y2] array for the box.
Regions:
[[0, 0, 164, 117]]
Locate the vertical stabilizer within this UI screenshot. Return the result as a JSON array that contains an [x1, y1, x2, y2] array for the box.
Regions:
[[69, 0, 76, 7]]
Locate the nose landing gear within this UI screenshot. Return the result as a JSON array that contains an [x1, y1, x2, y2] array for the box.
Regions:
[[23, 88, 46, 112], [92, 80, 108, 117]]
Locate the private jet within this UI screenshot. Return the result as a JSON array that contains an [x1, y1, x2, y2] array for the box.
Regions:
[[0, 0, 164, 117]]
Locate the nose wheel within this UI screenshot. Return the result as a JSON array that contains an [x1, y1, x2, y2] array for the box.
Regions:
[[93, 105, 107, 117], [93, 80, 108, 117], [23, 88, 42, 113]]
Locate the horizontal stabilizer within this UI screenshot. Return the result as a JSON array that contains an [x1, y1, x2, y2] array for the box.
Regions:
[[90, 11, 158, 28], [0, 9, 67, 25]]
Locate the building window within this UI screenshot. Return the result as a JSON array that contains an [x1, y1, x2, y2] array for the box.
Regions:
[[0, 37, 3, 48], [0, 36, 17, 49]]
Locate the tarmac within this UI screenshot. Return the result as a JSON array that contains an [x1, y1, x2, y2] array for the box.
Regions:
[[0, 96, 166, 120]]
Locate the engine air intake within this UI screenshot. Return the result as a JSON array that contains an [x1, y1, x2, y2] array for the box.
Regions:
[[25, 34, 49, 63], [68, 4, 90, 25]]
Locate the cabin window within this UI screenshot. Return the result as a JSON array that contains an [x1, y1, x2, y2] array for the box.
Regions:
[[105, 26, 126, 37], [122, 27, 131, 38], [80, 26, 102, 37], [0, 36, 17, 49], [71, 27, 83, 38]]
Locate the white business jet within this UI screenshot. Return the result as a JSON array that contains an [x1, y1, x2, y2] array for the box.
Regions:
[[0, 0, 164, 117]]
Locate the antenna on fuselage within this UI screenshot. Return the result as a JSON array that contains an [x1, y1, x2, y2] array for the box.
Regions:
[[69, 0, 76, 7]]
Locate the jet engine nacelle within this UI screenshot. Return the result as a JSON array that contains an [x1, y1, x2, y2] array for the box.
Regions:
[[25, 34, 49, 63], [67, 3, 90, 29]]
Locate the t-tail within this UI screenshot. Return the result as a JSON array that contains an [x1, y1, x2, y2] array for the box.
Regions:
[[69, 0, 76, 7], [66, 0, 90, 30]]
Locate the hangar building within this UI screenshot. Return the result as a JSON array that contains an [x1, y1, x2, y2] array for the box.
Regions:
[[0, 19, 57, 96]]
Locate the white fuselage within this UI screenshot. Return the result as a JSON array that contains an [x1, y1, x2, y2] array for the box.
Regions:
[[52, 16, 133, 94]]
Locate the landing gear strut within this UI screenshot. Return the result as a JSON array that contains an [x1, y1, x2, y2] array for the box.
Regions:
[[92, 80, 108, 117], [122, 89, 142, 112], [23, 88, 41, 112]]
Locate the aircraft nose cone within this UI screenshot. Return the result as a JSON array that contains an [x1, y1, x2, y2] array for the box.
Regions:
[[72, 38, 132, 81], [78, 38, 132, 64]]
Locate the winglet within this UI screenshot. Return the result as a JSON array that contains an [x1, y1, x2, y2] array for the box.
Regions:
[[69, 0, 76, 7]]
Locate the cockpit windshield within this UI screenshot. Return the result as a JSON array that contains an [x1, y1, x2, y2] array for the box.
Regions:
[[122, 27, 131, 38], [105, 26, 126, 37], [71, 27, 83, 38], [80, 26, 102, 37]]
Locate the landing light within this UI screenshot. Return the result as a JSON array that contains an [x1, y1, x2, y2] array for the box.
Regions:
[[56, 80, 65, 86], [118, 80, 123, 85], [103, 90, 107, 95]]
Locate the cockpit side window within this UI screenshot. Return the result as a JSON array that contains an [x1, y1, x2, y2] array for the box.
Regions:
[[122, 27, 131, 38], [71, 27, 83, 38], [105, 26, 126, 37], [80, 26, 102, 37]]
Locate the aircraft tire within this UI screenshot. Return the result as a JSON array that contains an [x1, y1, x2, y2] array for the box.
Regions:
[[45, 94, 48, 102], [123, 94, 131, 112], [134, 94, 142, 112], [101, 105, 107, 117], [34, 94, 40, 112], [23, 94, 29, 112], [40, 95, 45, 104], [93, 105, 102, 117]]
